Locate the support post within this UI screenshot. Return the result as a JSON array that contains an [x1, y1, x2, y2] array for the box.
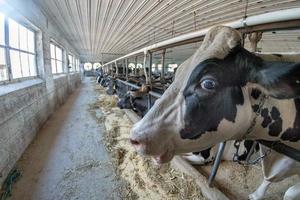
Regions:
[[125, 59, 129, 91], [123, 59, 125, 76], [208, 142, 226, 187], [248, 32, 262, 52], [161, 49, 166, 83], [115, 61, 118, 77], [143, 51, 149, 84], [135, 56, 138, 75], [148, 52, 152, 86]]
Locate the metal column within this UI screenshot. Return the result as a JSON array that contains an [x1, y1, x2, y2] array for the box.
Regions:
[[135, 56, 138, 75], [122, 59, 125, 75], [125, 58, 129, 91], [147, 52, 152, 111], [115, 61, 118, 76], [161, 49, 166, 83], [208, 142, 226, 187], [143, 52, 148, 84]]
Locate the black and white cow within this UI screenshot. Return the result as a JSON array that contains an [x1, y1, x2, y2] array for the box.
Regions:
[[129, 26, 300, 199], [117, 86, 149, 117]]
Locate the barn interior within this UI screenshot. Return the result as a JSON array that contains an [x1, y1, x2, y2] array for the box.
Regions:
[[0, 0, 300, 199]]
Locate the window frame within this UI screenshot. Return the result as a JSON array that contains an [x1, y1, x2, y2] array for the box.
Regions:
[[50, 41, 64, 74], [0, 13, 37, 84]]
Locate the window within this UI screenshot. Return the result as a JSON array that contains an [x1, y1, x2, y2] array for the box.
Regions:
[[0, 12, 4, 45], [8, 18, 36, 79], [0, 12, 7, 81], [75, 58, 80, 71], [93, 62, 101, 69], [50, 43, 63, 74], [0, 13, 37, 82], [84, 63, 92, 71], [68, 54, 75, 72]]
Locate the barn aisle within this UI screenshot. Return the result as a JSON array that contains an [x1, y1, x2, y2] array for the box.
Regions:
[[10, 77, 121, 200]]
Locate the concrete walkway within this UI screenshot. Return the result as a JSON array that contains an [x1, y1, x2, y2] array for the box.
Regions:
[[10, 78, 121, 200]]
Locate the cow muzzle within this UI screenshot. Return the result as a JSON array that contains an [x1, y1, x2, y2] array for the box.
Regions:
[[130, 126, 175, 164]]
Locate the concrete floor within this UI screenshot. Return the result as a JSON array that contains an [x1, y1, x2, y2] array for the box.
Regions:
[[10, 78, 121, 200]]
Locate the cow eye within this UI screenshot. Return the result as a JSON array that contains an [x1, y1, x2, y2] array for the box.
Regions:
[[200, 79, 216, 90]]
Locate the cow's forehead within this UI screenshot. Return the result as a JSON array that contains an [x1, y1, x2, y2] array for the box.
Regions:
[[172, 26, 242, 92]]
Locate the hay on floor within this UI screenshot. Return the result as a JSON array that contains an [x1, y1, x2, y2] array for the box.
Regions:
[[90, 83, 206, 200]]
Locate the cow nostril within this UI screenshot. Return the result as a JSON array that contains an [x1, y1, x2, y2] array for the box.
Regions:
[[130, 139, 140, 145]]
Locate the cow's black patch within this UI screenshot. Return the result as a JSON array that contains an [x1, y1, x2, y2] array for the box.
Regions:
[[262, 116, 272, 128], [273, 54, 283, 58], [238, 140, 252, 161], [281, 99, 300, 142], [260, 108, 272, 128], [261, 108, 269, 118], [192, 148, 212, 159], [200, 148, 211, 159], [252, 104, 259, 112], [270, 107, 280, 120], [251, 89, 261, 100], [269, 118, 283, 136]]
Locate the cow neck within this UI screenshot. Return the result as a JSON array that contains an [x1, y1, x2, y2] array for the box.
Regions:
[[243, 93, 268, 139]]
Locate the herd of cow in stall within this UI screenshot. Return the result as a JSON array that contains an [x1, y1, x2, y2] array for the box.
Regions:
[[96, 26, 300, 199]]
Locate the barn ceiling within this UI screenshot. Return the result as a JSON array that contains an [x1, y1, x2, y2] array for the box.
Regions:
[[32, 0, 300, 62]]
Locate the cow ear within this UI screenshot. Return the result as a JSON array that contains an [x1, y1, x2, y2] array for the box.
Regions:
[[252, 62, 300, 99]]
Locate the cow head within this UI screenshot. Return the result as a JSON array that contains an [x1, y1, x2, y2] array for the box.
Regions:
[[130, 26, 300, 164], [117, 93, 134, 109]]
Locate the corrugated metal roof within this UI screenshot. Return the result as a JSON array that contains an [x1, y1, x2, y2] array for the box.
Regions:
[[32, 0, 300, 62]]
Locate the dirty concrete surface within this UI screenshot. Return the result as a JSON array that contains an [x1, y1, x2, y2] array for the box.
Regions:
[[10, 77, 122, 200]]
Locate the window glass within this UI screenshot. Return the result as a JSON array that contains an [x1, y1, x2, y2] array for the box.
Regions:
[[84, 63, 92, 71], [0, 48, 5, 65], [57, 60, 63, 73], [50, 42, 64, 74], [0, 12, 4, 45], [51, 59, 56, 74], [50, 43, 55, 58], [28, 54, 36, 76], [10, 50, 22, 78], [56, 46, 62, 61], [8, 19, 19, 49], [93, 62, 101, 69], [20, 52, 30, 77], [0, 47, 8, 81], [27, 30, 35, 53], [19, 25, 28, 51], [68, 54, 73, 71]]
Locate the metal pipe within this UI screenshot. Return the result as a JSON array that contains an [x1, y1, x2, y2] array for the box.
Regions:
[[123, 60, 125, 75], [103, 8, 300, 66], [208, 142, 226, 187], [149, 91, 162, 99], [115, 61, 118, 76], [135, 56, 138, 75], [147, 94, 152, 111], [245, 141, 258, 163], [125, 59, 129, 91], [161, 49, 166, 83], [258, 140, 300, 162], [117, 79, 140, 90], [143, 51, 149, 84], [148, 52, 152, 86]]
